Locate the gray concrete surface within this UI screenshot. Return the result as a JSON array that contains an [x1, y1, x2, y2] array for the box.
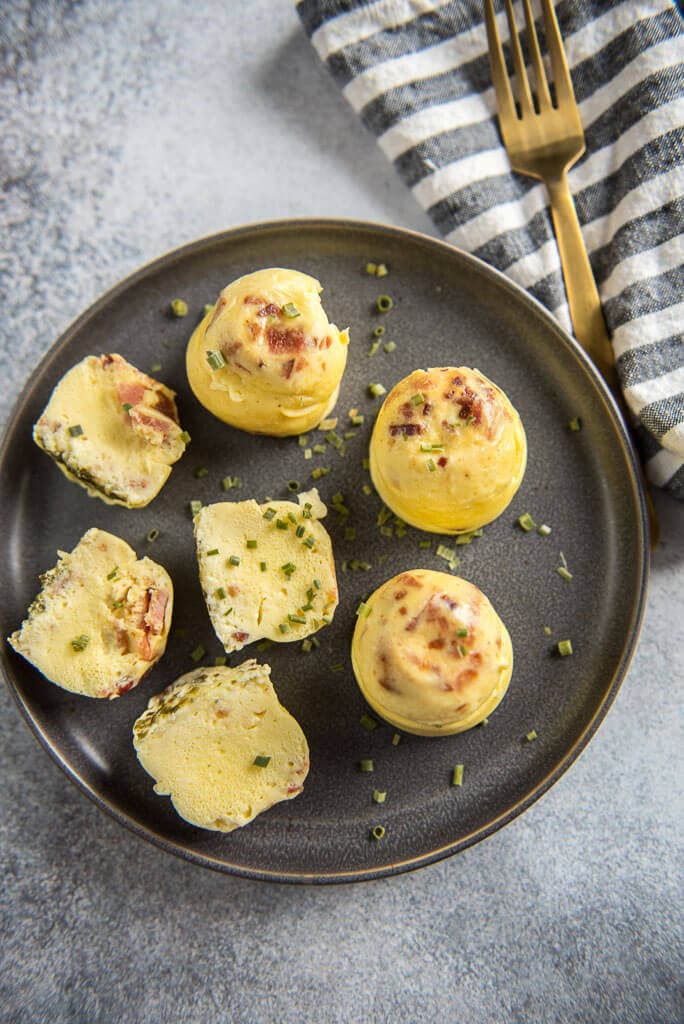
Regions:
[[1, 3, 682, 1022]]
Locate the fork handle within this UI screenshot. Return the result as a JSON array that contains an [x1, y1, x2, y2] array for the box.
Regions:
[[547, 175, 617, 390], [548, 174, 659, 548]]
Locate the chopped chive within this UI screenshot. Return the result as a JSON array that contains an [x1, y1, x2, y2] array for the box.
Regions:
[[373, 325, 385, 337], [281, 562, 296, 576], [391, 733, 401, 747], [180, 430, 191, 444], [301, 602, 313, 612], [356, 602, 372, 618], [68, 424, 84, 437], [418, 540, 432, 549], [304, 448, 312, 460], [288, 613, 306, 624], [70, 635, 89, 652], [170, 298, 188, 317], [330, 662, 343, 672], [480, 718, 489, 728], [190, 499, 202, 517], [373, 790, 387, 804], [365, 262, 377, 275], [457, 628, 468, 637], [203, 303, 214, 317], [190, 644, 206, 663], [263, 508, 277, 521], [287, 480, 300, 492], [420, 443, 443, 452], [214, 655, 227, 666], [410, 392, 425, 406], [256, 639, 273, 652], [537, 524, 552, 536], [313, 579, 322, 589], [436, 543, 456, 561], [544, 626, 552, 635], [215, 587, 226, 600], [343, 430, 356, 440], [370, 825, 385, 840], [298, 434, 310, 448], [311, 466, 330, 479], [195, 466, 209, 479], [518, 513, 536, 532], [228, 555, 241, 566], [368, 340, 382, 357], [275, 518, 289, 530], [295, 525, 305, 538], [558, 639, 573, 657], [360, 713, 379, 732], [526, 729, 538, 742], [287, 512, 297, 524], [376, 294, 393, 313], [122, 402, 132, 412], [259, 561, 267, 572], [568, 417, 582, 431], [282, 302, 300, 319], [362, 457, 370, 470], [313, 443, 327, 454], [383, 341, 396, 353], [359, 759, 374, 773], [147, 528, 159, 542], [375, 263, 388, 277], [253, 755, 271, 767], [362, 484, 372, 496], [426, 458, 437, 472], [301, 639, 313, 653], [326, 430, 344, 450], [245, 539, 257, 549], [556, 566, 573, 581], [278, 623, 291, 634], [221, 475, 241, 491], [319, 418, 337, 431], [351, 414, 365, 425], [368, 382, 387, 397], [452, 764, 464, 787], [206, 350, 225, 371], [224, 607, 233, 617], [206, 548, 219, 556], [106, 567, 118, 580], [111, 600, 124, 610], [458, 644, 468, 657]]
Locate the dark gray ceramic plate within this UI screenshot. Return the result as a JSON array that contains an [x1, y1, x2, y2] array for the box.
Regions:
[[0, 219, 648, 883]]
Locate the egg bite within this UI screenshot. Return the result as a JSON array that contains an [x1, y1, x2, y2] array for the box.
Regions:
[[186, 268, 349, 435], [133, 661, 309, 831], [351, 569, 513, 736], [33, 353, 187, 508], [369, 367, 527, 534], [194, 491, 338, 653], [8, 528, 173, 699]]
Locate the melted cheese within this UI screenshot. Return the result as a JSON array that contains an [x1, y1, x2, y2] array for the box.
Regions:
[[351, 570, 513, 735], [369, 367, 527, 533], [186, 268, 349, 435], [133, 661, 309, 831], [8, 528, 173, 699], [195, 494, 338, 653], [33, 354, 186, 508]]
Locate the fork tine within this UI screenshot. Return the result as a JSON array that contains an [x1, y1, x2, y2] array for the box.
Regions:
[[484, 0, 517, 126], [522, 0, 552, 109], [539, 0, 576, 108], [503, 0, 535, 117]]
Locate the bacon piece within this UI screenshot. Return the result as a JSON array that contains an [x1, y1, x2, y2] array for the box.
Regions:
[[282, 358, 295, 379], [116, 678, 135, 695], [117, 381, 146, 407], [232, 631, 249, 643], [257, 303, 281, 318], [438, 456, 448, 468], [390, 423, 423, 436], [145, 588, 168, 635], [266, 325, 305, 354]]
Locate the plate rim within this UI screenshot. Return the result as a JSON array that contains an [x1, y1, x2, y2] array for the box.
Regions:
[[0, 217, 649, 884]]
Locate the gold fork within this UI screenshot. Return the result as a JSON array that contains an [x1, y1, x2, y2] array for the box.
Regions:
[[485, 0, 616, 386], [485, 0, 659, 545]]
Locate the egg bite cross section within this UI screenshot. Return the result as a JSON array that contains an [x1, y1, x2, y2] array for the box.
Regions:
[[133, 661, 309, 832], [8, 528, 173, 699], [194, 494, 338, 653], [351, 570, 513, 736], [186, 268, 349, 436], [33, 353, 187, 508]]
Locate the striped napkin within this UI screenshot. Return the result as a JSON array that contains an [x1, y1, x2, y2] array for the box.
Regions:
[[297, 0, 684, 496]]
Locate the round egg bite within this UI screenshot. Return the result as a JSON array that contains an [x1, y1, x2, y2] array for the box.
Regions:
[[369, 367, 527, 534], [352, 570, 513, 736], [186, 268, 349, 435]]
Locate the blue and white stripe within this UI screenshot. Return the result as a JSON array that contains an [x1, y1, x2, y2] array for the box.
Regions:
[[298, 0, 684, 494]]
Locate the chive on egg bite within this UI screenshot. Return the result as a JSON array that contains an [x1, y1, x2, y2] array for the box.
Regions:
[[369, 367, 527, 534], [186, 268, 349, 435], [351, 570, 513, 736]]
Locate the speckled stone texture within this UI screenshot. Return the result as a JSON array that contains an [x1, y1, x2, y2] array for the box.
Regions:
[[0, 3, 682, 1023]]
